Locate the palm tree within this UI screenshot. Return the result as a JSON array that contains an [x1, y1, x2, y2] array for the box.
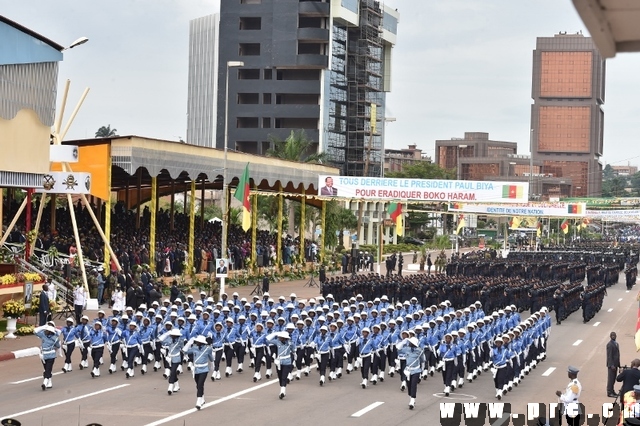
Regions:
[[95, 125, 118, 138], [265, 129, 327, 237], [266, 130, 326, 164]]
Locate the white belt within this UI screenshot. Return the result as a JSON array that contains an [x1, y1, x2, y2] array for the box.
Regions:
[[253, 345, 265, 348], [127, 344, 138, 348], [42, 349, 56, 354], [495, 364, 507, 369], [277, 355, 291, 360], [91, 344, 104, 348], [212, 347, 224, 352], [194, 363, 208, 368], [443, 358, 455, 361]]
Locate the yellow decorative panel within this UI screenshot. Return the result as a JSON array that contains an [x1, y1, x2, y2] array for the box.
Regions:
[[0, 109, 50, 174]]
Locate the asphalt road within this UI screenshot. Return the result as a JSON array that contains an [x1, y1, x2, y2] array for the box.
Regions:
[[0, 275, 637, 426]]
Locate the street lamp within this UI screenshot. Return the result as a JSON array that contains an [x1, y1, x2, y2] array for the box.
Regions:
[[221, 60, 244, 296], [63, 37, 89, 51], [457, 145, 468, 180]]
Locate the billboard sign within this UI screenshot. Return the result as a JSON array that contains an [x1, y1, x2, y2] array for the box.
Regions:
[[317, 176, 529, 203]]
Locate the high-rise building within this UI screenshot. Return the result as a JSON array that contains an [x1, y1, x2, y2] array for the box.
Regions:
[[531, 33, 605, 198], [187, 14, 219, 148], [384, 144, 431, 174], [187, 0, 398, 175]]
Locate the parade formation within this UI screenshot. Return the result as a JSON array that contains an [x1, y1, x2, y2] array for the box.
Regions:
[[29, 243, 636, 413]]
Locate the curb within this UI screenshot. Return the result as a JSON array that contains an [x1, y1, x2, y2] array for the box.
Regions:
[[0, 346, 40, 362]]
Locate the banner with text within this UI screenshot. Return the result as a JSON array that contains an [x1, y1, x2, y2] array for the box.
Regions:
[[317, 176, 529, 203], [586, 209, 640, 220], [448, 201, 587, 217]]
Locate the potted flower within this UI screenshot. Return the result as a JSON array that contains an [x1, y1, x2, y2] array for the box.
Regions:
[[2, 299, 25, 339]]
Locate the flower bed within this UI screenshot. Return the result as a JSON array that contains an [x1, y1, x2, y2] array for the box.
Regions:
[[0, 272, 45, 287]]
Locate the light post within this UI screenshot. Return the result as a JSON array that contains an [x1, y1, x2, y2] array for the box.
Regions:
[[221, 60, 244, 297], [62, 37, 89, 51]]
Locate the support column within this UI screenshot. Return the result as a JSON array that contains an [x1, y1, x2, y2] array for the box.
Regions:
[[251, 185, 257, 273], [24, 189, 33, 259], [300, 188, 306, 264], [31, 193, 47, 257], [277, 183, 283, 267], [200, 177, 206, 229], [184, 184, 188, 214], [104, 152, 112, 271], [0, 189, 3, 240], [50, 194, 57, 232], [150, 176, 157, 273], [170, 180, 175, 231], [188, 180, 196, 275], [67, 193, 88, 292], [320, 200, 326, 264], [136, 169, 142, 230]]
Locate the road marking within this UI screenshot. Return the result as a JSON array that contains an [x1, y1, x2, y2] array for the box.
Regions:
[[619, 298, 623, 302], [1, 384, 129, 419], [608, 308, 613, 312], [144, 362, 318, 426], [573, 340, 582, 346], [593, 322, 601, 327], [542, 367, 556, 376], [351, 402, 385, 418], [10, 371, 64, 384], [144, 380, 277, 426]]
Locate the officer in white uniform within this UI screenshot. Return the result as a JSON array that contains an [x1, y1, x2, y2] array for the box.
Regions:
[[555, 365, 581, 426]]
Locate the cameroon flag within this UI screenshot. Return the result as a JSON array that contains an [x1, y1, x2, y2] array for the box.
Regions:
[[536, 219, 542, 237], [567, 204, 583, 214], [456, 214, 466, 235], [387, 202, 403, 236], [560, 218, 569, 234], [502, 185, 524, 199], [509, 216, 522, 230], [234, 163, 251, 231]]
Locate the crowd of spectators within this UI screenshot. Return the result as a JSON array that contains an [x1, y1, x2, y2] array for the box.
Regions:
[[3, 198, 318, 276]]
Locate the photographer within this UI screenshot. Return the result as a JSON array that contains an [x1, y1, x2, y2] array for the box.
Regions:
[[617, 359, 640, 398]]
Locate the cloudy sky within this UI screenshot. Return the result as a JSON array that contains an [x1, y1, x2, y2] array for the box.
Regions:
[[4, 0, 640, 167]]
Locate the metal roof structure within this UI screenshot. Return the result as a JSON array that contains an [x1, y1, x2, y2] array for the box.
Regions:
[[572, 0, 640, 58], [65, 135, 340, 208]]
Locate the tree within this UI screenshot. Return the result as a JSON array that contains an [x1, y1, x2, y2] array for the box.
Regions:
[[603, 164, 615, 180], [95, 125, 118, 138], [257, 196, 288, 233], [266, 130, 326, 164], [323, 200, 357, 249]]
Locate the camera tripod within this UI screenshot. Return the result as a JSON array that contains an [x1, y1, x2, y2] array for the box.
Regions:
[[250, 280, 263, 296], [304, 274, 319, 288]]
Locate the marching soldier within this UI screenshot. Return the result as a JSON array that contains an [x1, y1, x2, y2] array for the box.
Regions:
[[61, 317, 78, 373], [265, 331, 295, 399], [34, 324, 60, 391], [397, 336, 425, 410], [89, 321, 107, 378], [184, 335, 214, 410], [438, 332, 457, 396], [161, 327, 184, 395]]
